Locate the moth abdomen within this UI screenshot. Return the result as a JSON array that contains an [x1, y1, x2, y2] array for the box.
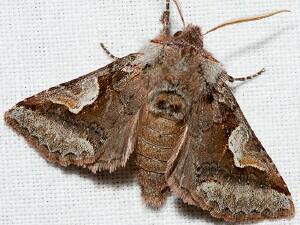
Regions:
[[135, 107, 186, 207]]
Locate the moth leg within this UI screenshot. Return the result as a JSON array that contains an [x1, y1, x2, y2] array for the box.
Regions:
[[161, 0, 171, 35], [100, 42, 119, 60], [227, 68, 265, 82]]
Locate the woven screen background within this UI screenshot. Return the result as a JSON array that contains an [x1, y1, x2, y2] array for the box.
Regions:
[[1, 1, 299, 224]]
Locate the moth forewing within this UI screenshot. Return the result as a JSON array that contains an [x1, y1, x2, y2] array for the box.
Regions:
[[5, 54, 146, 172]]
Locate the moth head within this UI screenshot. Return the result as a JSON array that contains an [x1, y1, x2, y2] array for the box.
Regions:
[[148, 83, 190, 122], [173, 25, 203, 48]]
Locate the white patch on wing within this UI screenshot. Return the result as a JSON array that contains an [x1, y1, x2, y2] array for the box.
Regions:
[[201, 61, 223, 84], [50, 77, 100, 114], [228, 124, 266, 171], [228, 124, 248, 168]]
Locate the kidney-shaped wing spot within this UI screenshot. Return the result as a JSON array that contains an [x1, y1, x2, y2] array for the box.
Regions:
[[49, 76, 100, 114]]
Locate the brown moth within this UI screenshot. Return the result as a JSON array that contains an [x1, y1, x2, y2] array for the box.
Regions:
[[4, 0, 295, 222]]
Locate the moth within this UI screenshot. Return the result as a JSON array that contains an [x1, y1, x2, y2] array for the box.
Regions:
[[4, 0, 295, 222]]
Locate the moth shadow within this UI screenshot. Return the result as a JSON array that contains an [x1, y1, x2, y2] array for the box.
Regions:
[[222, 25, 296, 62], [59, 160, 137, 187], [174, 199, 256, 225], [174, 199, 226, 224]]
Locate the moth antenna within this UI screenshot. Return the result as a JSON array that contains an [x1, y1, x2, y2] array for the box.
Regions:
[[203, 9, 290, 35], [172, 0, 186, 28], [100, 43, 119, 60], [161, 0, 171, 34], [161, 0, 186, 34], [227, 68, 266, 82]]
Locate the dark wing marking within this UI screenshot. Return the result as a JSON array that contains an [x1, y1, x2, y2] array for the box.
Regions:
[[166, 80, 294, 222], [5, 54, 147, 173]]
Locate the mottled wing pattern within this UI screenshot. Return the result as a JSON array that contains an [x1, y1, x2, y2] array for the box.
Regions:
[[166, 79, 294, 221], [5, 54, 147, 173]]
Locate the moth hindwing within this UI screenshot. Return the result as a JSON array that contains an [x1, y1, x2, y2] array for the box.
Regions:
[[5, 0, 294, 222]]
